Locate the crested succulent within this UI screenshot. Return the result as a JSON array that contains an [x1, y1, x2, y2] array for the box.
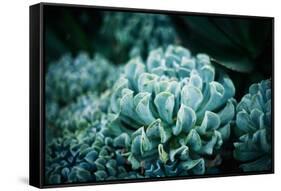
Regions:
[[46, 53, 116, 106], [100, 12, 179, 62], [234, 79, 272, 172], [54, 91, 111, 133], [45, 127, 143, 184], [46, 127, 98, 184], [109, 45, 236, 176], [45, 92, 144, 184]]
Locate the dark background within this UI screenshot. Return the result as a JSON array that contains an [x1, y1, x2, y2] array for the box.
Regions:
[[44, 6, 273, 100]]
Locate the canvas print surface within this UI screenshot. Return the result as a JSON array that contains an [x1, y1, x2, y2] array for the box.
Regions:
[[44, 5, 273, 185]]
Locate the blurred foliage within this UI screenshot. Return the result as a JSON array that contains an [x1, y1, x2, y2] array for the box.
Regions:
[[46, 53, 115, 106], [44, 6, 102, 64], [45, 7, 272, 100], [178, 16, 272, 73], [99, 12, 180, 63]]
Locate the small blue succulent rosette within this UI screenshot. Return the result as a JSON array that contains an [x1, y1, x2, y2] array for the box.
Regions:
[[234, 79, 272, 172]]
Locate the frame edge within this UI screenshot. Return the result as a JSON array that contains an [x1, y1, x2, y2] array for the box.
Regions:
[[29, 3, 43, 188]]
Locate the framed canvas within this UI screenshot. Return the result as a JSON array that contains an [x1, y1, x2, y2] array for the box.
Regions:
[[29, 2, 274, 188]]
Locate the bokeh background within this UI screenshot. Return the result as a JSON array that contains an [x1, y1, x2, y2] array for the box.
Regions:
[[44, 5, 273, 100]]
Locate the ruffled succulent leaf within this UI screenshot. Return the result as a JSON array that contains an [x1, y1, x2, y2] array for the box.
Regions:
[[185, 129, 202, 152], [134, 92, 156, 125], [169, 145, 190, 162], [180, 158, 205, 175], [111, 78, 129, 114], [84, 150, 98, 165], [181, 85, 203, 111], [113, 133, 131, 148], [154, 92, 175, 124], [197, 111, 221, 134], [146, 119, 172, 143], [138, 73, 158, 93], [200, 130, 223, 155], [131, 127, 152, 156], [174, 104, 196, 135], [158, 144, 169, 164], [217, 99, 236, 126]]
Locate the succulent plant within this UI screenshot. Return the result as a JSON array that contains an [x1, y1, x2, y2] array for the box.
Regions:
[[45, 128, 143, 184], [234, 79, 272, 172], [54, 91, 111, 133], [45, 52, 120, 137], [109, 45, 236, 176], [45, 91, 145, 184], [100, 12, 180, 63], [46, 53, 116, 106], [44, 10, 273, 184], [46, 127, 97, 184]]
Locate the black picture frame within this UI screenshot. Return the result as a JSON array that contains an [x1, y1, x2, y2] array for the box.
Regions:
[[30, 2, 274, 188]]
